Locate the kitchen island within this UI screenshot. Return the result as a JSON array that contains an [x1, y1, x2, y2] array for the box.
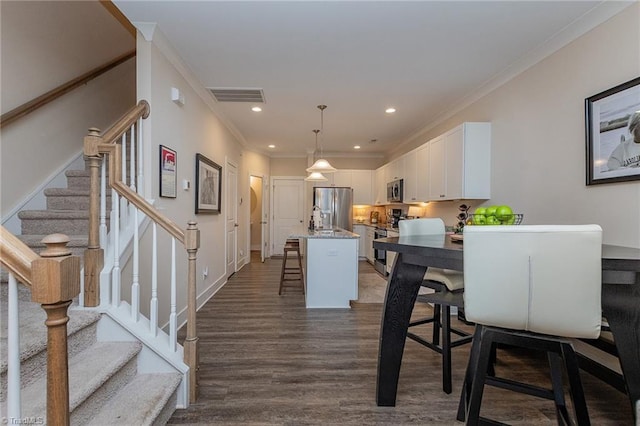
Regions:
[[290, 228, 360, 308]]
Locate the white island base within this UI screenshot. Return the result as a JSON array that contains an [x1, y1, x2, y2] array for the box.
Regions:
[[293, 228, 359, 308]]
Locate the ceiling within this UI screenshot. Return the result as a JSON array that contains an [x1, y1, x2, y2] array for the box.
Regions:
[[113, 1, 631, 158]]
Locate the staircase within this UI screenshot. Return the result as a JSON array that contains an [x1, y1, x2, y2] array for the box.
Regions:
[[0, 284, 181, 425], [2, 161, 183, 424], [17, 163, 109, 257]]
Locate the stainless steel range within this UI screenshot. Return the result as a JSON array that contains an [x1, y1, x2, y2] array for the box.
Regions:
[[373, 227, 387, 275]]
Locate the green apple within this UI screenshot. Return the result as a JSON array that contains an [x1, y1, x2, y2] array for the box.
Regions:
[[495, 205, 513, 222], [474, 207, 487, 216], [473, 214, 486, 225], [486, 215, 500, 225], [485, 206, 497, 217]]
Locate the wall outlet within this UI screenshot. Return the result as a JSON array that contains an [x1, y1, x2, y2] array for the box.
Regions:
[[240, 249, 244, 256]]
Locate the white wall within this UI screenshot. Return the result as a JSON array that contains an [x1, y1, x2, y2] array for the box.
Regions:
[[415, 4, 640, 248], [0, 1, 136, 218], [131, 26, 271, 326]]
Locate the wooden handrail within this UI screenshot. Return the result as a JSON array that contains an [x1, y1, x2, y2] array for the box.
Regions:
[[0, 225, 38, 287], [101, 100, 150, 144], [0, 50, 136, 129]]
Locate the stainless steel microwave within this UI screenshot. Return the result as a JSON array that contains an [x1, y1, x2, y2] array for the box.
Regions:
[[387, 179, 403, 203]]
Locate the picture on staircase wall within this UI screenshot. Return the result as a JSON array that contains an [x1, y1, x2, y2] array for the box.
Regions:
[[195, 153, 222, 214], [159, 145, 177, 198]]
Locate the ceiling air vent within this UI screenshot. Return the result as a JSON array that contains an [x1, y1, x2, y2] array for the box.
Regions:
[[208, 88, 265, 103]]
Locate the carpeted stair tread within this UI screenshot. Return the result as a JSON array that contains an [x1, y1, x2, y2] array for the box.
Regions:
[[20, 341, 142, 422], [86, 372, 182, 426], [0, 297, 101, 374], [18, 210, 92, 219]]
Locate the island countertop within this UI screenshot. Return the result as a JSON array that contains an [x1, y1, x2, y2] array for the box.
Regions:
[[290, 227, 360, 239]]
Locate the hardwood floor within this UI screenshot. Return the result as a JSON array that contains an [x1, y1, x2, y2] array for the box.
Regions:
[[169, 252, 633, 425]]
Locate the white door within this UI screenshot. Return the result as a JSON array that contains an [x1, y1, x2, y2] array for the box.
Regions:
[[271, 177, 304, 256], [226, 160, 238, 278]]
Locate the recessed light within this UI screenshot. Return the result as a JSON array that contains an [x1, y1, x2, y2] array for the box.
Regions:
[[385, 107, 396, 114], [268, 144, 275, 148], [252, 106, 262, 112], [354, 145, 361, 149]]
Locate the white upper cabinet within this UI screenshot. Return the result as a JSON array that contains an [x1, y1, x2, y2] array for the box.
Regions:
[[375, 164, 387, 205], [387, 157, 403, 181], [416, 143, 430, 201], [351, 170, 374, 205], [429, 122, 491, 201], [402, 149, 419, 203], [322, 169, 373, 205]]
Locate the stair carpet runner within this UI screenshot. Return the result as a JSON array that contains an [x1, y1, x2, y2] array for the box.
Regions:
[[1, 161, 182, 424]]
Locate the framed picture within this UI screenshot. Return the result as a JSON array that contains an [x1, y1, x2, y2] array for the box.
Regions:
[[585, 76, 640, 185], [159, 145, 177, 198], [195, 153, 222, 214]]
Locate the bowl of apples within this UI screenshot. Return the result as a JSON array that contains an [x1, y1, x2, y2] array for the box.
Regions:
[[469, 205, 523, 226]]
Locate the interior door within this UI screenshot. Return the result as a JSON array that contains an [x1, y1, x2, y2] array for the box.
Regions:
[[226, 160, 238, 278], [271, 178, 304, 256]]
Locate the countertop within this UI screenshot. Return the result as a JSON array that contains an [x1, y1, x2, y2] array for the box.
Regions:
[[291, 227, 360, 239]]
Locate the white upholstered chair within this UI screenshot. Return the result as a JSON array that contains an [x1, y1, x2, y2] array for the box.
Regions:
[[458, 225, 602, 425], [398, 218, 471, 394]]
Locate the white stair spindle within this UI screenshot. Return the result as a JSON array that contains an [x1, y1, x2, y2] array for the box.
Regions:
[[150, 223, 158, 336], [79, 267, 85, 308], [169, 237, 177, 352], [7, 273, 22, 419], [120, 133, 128, 226], [131, 207, 140, 322], [99, 159, 107, 249], [137, 120, 144, 196], [112, 188, 121, 307], [130, 123, 136, 192]]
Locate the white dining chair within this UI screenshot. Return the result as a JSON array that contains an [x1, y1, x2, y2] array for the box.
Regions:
[[398, 218, 471, 394], [458, 224, 602, 425]]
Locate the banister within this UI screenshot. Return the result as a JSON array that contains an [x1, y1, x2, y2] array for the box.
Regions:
[[0, 225, 38, 286], [101, 100, 150, 144], [95, 141, 185, 244], [0, 50, 136, 129]]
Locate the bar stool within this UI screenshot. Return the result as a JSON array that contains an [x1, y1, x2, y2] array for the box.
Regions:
[[458, 225, 603, 425], [279, 238, 304, 295], [399, 218, 472, 394]]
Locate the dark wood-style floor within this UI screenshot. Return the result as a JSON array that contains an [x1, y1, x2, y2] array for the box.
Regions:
[[169, 252, 634, 425]]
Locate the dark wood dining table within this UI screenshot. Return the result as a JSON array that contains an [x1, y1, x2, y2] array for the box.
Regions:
[[373, 234, 640, 422]]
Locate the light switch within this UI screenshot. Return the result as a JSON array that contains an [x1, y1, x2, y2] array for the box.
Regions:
[[182, 179, 190, 190]]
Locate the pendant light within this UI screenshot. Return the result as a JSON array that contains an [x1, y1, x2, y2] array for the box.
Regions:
[[305, 129, 328, 181], [306, 105, 337, 173]]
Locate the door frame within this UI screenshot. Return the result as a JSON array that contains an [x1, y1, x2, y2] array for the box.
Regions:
[[225, 157, 238, 277], [247, 172, 269, 262]]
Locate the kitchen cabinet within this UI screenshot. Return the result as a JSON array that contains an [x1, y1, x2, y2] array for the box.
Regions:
[[365, 226, 375, 263], [416, 143, 430, 201], [353, 224, 367, 259], [374, 164, 387, 205], [317, 170, 374, 205], [387, 158, 403, 181], [429, 122, 491, 201], [351, 170, 374, 205], [402, 149, 419, 203]]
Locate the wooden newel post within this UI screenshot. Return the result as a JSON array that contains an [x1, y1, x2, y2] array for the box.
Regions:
[[83, 127, 104, 307], [183, 221, 200, 403], [31, 234, 81, 426]]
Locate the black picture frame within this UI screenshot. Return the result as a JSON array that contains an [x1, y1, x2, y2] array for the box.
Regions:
[[195, 153, 222, 214], [159, 145, 177, 198], [585, 76, 640, 185]]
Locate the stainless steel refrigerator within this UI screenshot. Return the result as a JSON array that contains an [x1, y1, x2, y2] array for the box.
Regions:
[[313, 187, 353, 231]]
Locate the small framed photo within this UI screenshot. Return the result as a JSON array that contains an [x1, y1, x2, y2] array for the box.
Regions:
[[195, 153, 222, 214], [159, 145, 177, 198], [585, 76, 640, 185]]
